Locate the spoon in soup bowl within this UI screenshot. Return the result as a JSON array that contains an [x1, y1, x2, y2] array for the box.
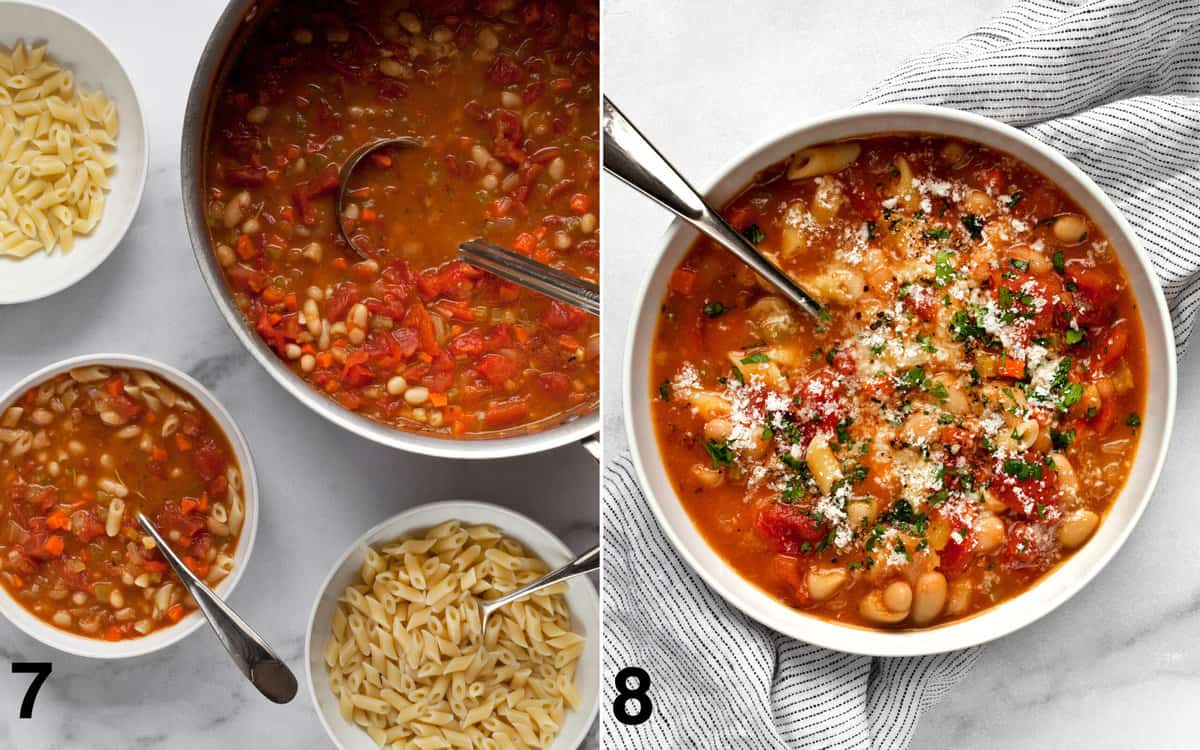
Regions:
[[601, 96, 823, 320], [334, 138, 599, 315], [478, 543, 599, 634], [136, 512, 298, 704]]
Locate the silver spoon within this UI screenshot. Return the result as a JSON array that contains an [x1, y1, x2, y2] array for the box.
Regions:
[[480, 544, 599, 634], [136, 512, 297, 704], [335, 139, 599, 315], [601, 96, 823, 319]]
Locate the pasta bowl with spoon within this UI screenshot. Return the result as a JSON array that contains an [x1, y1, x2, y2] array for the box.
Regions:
[[306, 499, 599, 750]]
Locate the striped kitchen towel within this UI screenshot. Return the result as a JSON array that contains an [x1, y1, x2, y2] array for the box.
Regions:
[[603, 1, 1200, 748]]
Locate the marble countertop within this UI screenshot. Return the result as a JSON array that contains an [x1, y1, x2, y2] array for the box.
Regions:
[[0, 1, 598, 748], [604, 0, 1200, 748]]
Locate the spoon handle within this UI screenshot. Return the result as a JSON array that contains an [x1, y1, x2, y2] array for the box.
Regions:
[[487, 545, 600, 613], [601, 96, 823, 319], [458, 239, 600, 316], [136, 513, 298, 704]]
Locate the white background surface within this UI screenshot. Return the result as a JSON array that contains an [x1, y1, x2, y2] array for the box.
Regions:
[[0, 1, 598, 748], [604, 0, 1200, 748]]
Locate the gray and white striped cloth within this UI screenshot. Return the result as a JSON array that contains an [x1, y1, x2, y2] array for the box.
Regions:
[[603, 1, 1200, 748]]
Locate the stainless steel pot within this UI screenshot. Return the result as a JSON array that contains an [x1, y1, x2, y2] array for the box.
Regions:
[[180, 0, 599, 459]]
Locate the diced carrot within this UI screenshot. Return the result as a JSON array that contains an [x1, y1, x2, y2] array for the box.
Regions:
[[558, 335, 580, 350], [331, 257, 348, 271], [552, 77, 573, 90], [429, 392, 448, 407], [997, 355, 1026, 379], [513, 232, 537, 254], [43, 535, 64, 556], [280, 205, 295, 222], [514, 327, 529, 344], [106, 378, 123, 397], [10, 574, 23, 589], [669, 267, 698, 296], [142, 561, 168, 574], [236, 233, 256, 260], [262, 286, 285, 304], [324, 380, 340, 393], [417, 351, 433, 363], [284, 292, 298, 311], [46, 511, 69, 530], [316, 352, 334, 369], [181, 498, 199, 514], [199, 494, 209, 512], [569, 193, 590, 213], [370, 152, 392, 168], [167, 603, 185, 622], [361, 208, 378, 222], [175, 433, 193, 451], [152, 445, 167, 462], [452, 419, 468, 435], [103, 626, 123, 641], [143, 409, 157, 424]]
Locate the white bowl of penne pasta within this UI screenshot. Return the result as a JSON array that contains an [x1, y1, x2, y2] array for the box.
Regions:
[[0, 353, 259, 659], [623, 104, 1176, 656], [306, 500, 600, 750], [0, 1, 148, 304]]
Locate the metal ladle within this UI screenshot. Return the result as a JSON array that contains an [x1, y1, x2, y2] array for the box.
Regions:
[[335, 138, 598, 315], [479, 544, 599, 634], [601, 96, 823, 320], [137, 512, 297, 704]]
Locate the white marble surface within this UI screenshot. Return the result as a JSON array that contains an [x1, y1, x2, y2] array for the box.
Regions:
[[0, 2, 597, 748], [603, 0, 1200, 748]]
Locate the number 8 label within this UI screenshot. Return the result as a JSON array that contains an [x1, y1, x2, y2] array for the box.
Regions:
[[612, 667, 652, 726]]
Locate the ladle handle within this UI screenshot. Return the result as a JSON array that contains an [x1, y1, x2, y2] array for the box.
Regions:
[[459, 239, 600, 316], [601, 96, 822, 319]]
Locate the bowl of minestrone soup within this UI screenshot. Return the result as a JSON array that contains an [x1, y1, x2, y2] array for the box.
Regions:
[[181, 0, 600, 459], [624, 104, 1176, 656], [0, 354, 258, 658]]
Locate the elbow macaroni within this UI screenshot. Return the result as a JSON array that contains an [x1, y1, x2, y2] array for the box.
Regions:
[[0, 40, 118, 259]]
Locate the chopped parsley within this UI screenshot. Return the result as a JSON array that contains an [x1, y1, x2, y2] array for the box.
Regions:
[[1007, 192, 1023, 208], [927, 380, 950, 402], [916, 334, 937, 354], [923, 226, 952, 241], [703, 301, 732, 318], [741, 224, 766, 244], [740, 352, 770, 365], [1050, 427, 1076, 450], [950, 308, 986, 341], [658, 380, 670, 401], [865, 220, 876, 240], [900, 365, 926, 389], [1002, 458, 1044, 481], [1059, 381, 1083, 410], [1126, 413, 1141, 428], [1064, 329, 1085, 345], [1010, 258, 1030, 272], [935, 251, 956, 287], [962, 213, 985, 240], [1052, 251, 1066, 274], [703, 439, 735, 468]]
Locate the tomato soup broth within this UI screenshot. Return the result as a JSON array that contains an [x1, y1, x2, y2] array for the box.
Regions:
[[0, 366, 245, 641], [205, 0, 599, 438], [651, 134, 1146, 629]]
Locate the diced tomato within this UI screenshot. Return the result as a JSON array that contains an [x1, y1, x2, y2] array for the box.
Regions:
[[489, 107, 526, 165], [226, 265, 269, 293], [996, 355, 1026, 380], [191, 440, 227, 482], [291, 163, 338, 224], [538, 371, 572, 398], [938, 535, 975, 577], [1090, 320, 1129, 372], [1004, 522, 1052, 570], [389, 327, 420, 359], [541, 300, 587, 331], [830, 347, 857, 376], [486, 55, 524, 85], [324, 282, 361, 322], [991, 451, 1059, 518], [768, 555, 810, 607], [223, 164, 268, 187], [478, 354, 519, 386], [417, 261, 480, 301], [403, 303, 441, 355], [1087, 395, 1118, 435], [448, 329, 485, 357], [754, 503, 827, 557]]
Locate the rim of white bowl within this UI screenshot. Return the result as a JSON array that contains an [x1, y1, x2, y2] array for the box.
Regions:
[[623, 103, 1177, 656], [305, 499, 600, 750], [0, 353, 259, 658], [0, 0, 149, 305]]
